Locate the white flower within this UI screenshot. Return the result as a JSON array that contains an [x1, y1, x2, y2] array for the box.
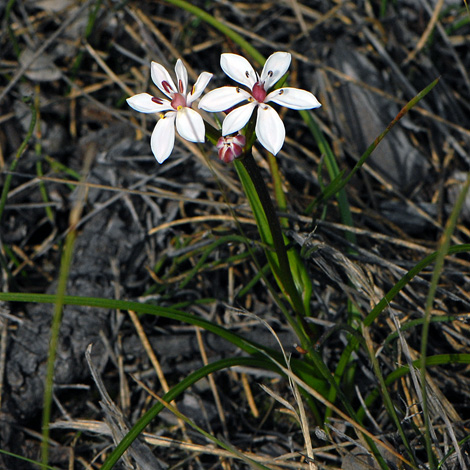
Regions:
[[198, 52, 321, 155], [127, 59, 212, 163]]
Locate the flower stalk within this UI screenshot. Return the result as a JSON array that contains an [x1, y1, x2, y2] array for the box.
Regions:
[[234, 152, 313, 344]]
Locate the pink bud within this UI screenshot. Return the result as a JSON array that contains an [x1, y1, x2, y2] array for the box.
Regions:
[[217, 134, 246, 163]]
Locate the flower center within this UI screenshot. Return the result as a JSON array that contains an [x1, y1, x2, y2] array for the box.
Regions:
[[252, 82, 267, 103], [171, 93, 187, 110]]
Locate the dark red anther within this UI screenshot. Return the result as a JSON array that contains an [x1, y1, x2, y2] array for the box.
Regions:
[[161, 81, 173, 94]]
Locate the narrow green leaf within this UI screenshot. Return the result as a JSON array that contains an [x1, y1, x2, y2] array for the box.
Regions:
[[0, 99, 36, 223], [0, 292, 325, 390], [162, 0, 265, 65], [313, 77, 440, 208], [101, 357, 273, 470], [420, 171, 470, 468]]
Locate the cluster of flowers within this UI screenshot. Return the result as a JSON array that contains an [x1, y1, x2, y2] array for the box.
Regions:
[[127, 52, 321, 164]]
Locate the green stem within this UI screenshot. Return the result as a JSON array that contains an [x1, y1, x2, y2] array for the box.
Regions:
[[238, 153, 307, 334], [41, 227, 76, 469], [0, 100, 36, 223], [420, 171, 470, 468], [267, 153, 288, 227], [70, 0, 102, 79]]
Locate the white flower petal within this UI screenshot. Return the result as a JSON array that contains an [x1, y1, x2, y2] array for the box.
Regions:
[[151, 112, 176, 163], [260, 52, 291, 91], [151, 61, 177, 98], [255, 104, 285, 155], [187, 71, 213, 105], [175, 59, 188, 96], [222, 102, 257, 136], [220, 53, 258, 88], [198, 86, 251, 112], [265, 87, 321, 110], [126, 93, 172, 113], [175, 107, 205, 143]]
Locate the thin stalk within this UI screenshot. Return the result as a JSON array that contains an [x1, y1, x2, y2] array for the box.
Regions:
[[238, 152, 307, 337], [6, 0, 21, 57], [267, 153, 313, 317], [34, 86, 54, 223], [363, 327, 417, 465], [301, 109, 356, 245], [420, 171, 470, 468], [312, 77, 440, 207], [0, 100, 36, 223], [70, 0, 102, 79], [267, 153, 287, 227], [41, 145, 94, 468], [40, 223, 76, 468]]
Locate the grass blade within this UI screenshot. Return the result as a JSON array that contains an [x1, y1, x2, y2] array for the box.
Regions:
[[312, 77, 440, 207], [41, 144, 94, 468], [420, 171, 470, 468]]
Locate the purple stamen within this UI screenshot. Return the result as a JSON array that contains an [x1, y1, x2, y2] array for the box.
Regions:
[[162, 81, 173, 94]]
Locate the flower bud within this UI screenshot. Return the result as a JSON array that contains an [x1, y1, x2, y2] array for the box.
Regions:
[[216, 134, 246, 163]]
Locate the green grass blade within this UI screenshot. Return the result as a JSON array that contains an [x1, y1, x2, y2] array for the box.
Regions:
[[234, 156, 311, 344], [0, 448, 58, 470], [364, 330, 417, 465], [162, 0, 265, 65], [0, 292, 325, 389], [234, 158, 280, 279], [420, 171, 470, 468], [364, 244, 470, 328], [70, 0, 102, 79], [41, 151, 92, 468], [358, 353, 470, 421], [101, 356, 273, 470], [312, 77, 440, 208], [36, 160, 54, 222], [439, 434, 470, 469], [0, 99, 36, 223], [267, 153, 313, 316], [330, 244, 470, 415], [41, 224, 76, 468], [301, 110, 356, 244], [383, 314, 466, 347], [5, 0, 21, 57], [175, 234, 251, 290]]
